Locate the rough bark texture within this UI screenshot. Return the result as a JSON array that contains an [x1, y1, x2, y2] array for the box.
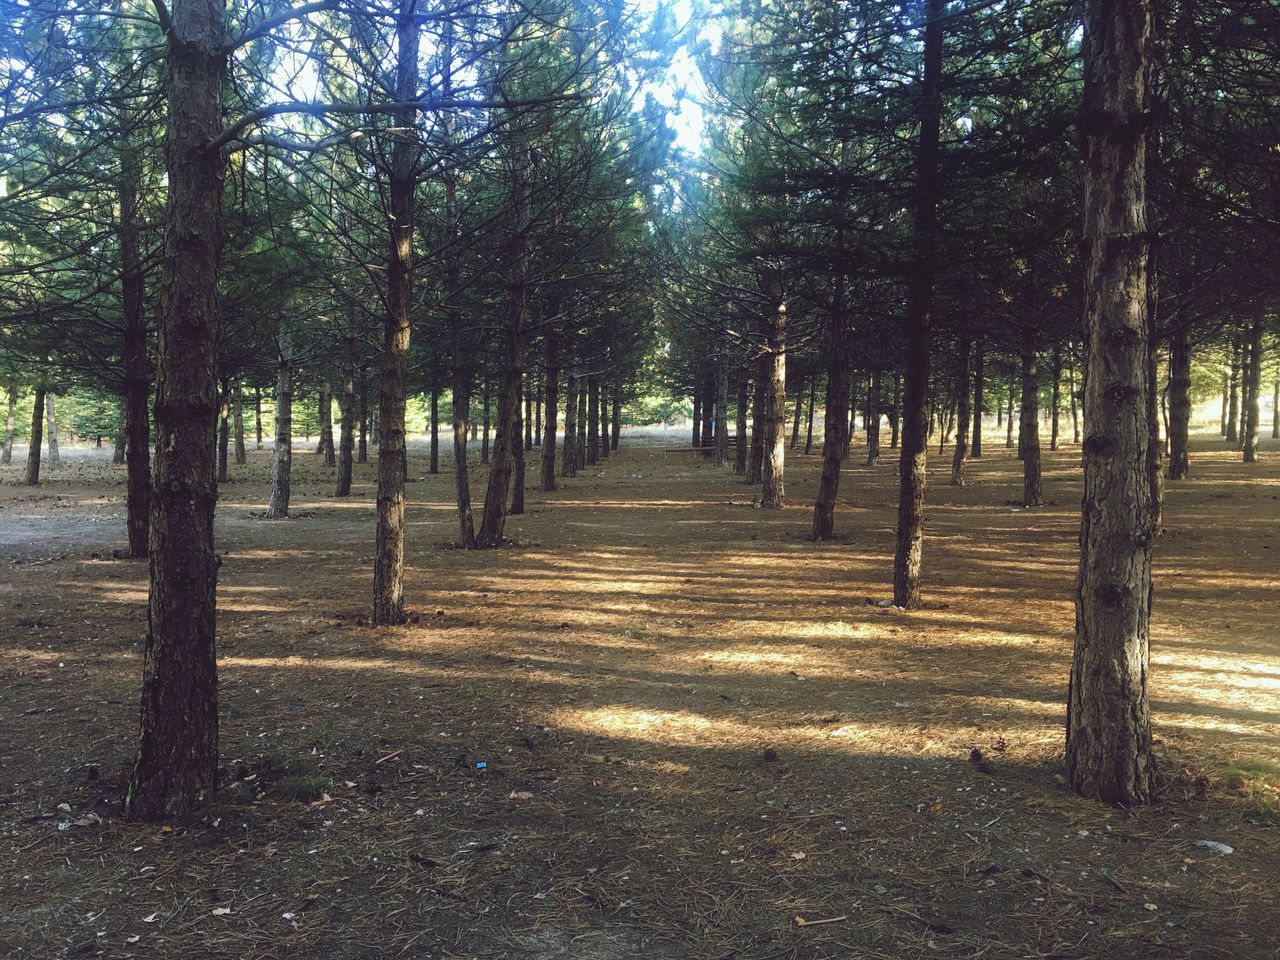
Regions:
[[336, 370, 355, 497], [1166, 326, 1190, 480], [267, 339, 293, 519], [610, 391, 621, 450], [25, 384, 45, 486], [760, 295, 787, 508], [892, 0, 943, 609], [950, 340, 971, 486], [789, 382, 803, 451], [691, 391, 702, 449], [804, 378, 816, 454], [1021, 331, 1043, 507], [733, 366, 748, 475], [971, 340, 984, 458], [232, 383, 246, 465], [1242, 309, 1263, 463], [1225, 333, 1240, 443], [45, 393, 60, 465], [372, 1, 419, 625], [512, 379, 525, 516], [125, 0, 223, 821], [1066, 0, 1156, 807], [541, 334, 559, 491], [318, 384, 335, 467], [812, 315, 848, 541]]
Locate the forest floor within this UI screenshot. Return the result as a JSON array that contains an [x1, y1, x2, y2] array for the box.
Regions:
[[1, 430, 1279, 960]]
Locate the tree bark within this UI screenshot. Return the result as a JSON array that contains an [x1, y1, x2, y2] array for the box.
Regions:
[[890, 372, 900, 448], [699, 374, 713, 454], [481, 379, 491, 464], [1272, 376, 1278, 440], [866, 368, 881, 466], [1166, 325, 1190, 479], [1242, 308, 1263, 463], [541, 332, 559, 491], [812, 311, 848, 541], [232, 383, 246, 464], [561, 369, 577, 478], [734, 363, 748, 475], [587, 376, 600, 465], [691, 389, 702, 448], [372, 0, 419, 625], [267, 337, 293, 519], [971, 340, 984, 458], [1226, 332, 1240, 443], [610, 389, 621, 450], [217, 380, 230, 484], [746, 355, 766, 485], [1066, 0, 1156, 807], [1006, 381, 1016, 449], [789, 379, 803, 450], [1021, 330, 1042, 506], [892, 0, 943, 609], [804, 378, 816, 454], [1068, 353, 1080, 443], [255, 384, 264, 451], [429, 387, 440, 474], [512, 377, 525, 516], [950, 339, 971, 486], [714, 350, 729, 466], [1050, 344, 1062, 451], [124, 0, 224, 820], [576, 381, 587, 471], [318, 383, 335, 467], [524, 376, 534, 452], [336, 364, 355, 497], [760, 293, 787, 508], [25, 384, 45, 486], [45, 393, 60, 465]]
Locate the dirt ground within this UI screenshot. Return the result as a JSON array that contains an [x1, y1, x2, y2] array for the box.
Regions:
[[1, 428, 1278, 960]]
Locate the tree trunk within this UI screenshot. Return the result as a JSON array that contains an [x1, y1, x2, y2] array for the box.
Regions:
[[890, 372, 900, 448], [866, 368, 881, 465], [804, 378, 816, 454], [950, 339, 971, 485], [760, 294, 787, 508], [2, 381, 15, 464], [232, 383, 246, 464], [812, 311, 848, 541], [746, 355, 766, 485], [25, 384, 45, 486], [1226, 332, 1240, 443], [1066, 0, 1156, 807], [892, 0, 943, 609], [1272, 376, 1278, 440], [1069, 353, 1080, 443], [512, 377, 526, 516], [45, 393, 60, 465], [789, 379, 803, 450], [1166, 325, 1190, 480], [611, 390, 621, 450], [587, 376, 600, 465], [1021, 330, 1042, 507], [576, 381, 587, 471], [534, 381, 542, 445], [255, 384, 264, 450], [734, 364, 748, 475], [319, 383, 335, 467], [1050, 344, 1062, 451], [336, 361, 355, 498], [429, 387, 440, 474], [125, 0, 224, 820], [357, 374, 368, 463], [971, 340, 984, 458], [1005, 382, 1015, 449], [700, 375, 713, 454], [217, 380, 230, 484], [267, 338, 293, 518], [1220, 372, 1228, 436], [1243, 308, 1263, 463], [524, 377, 534, 452], [114, 403, 127, 464], [542, 332, 559, 491], [481, 380, 491, 465], [691, 389, 702, 448], [714, 353, 729, 465], [561, 370, 577, 478]]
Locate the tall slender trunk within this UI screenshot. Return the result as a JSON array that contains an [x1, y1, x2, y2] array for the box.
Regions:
[[267, 337, 293, 518], [1068, 353, 1080, 443], [1167, 325, 1190, 479], [971, 340, 984, 458], [587, 376, 600, 465], [700, 375, 713, 454], [789, 380, 803, 450], [481, 379, 491, 464], [714, 350, 729, 465], [866, 368, 882, 465], [1272, 376, 1279, 440], [760, 293, 787, 508], [892, 0, 944, 609], [217, 380, 230, 484], [2, 381, 15, 464], [1006, 382, 1016, 449], [372, 1, 419, 625], [1220, 372, 1228, 436], [541, 332, 559, 491], [1067, 0, 1156, 807], [254, 385, 264, 450], [610, 389, 621, 450], [429, 387, 440, 474], [114, 404, 127, 464], [746, 355, 766, 485], [512, 377, 526, 516], [812, 310, 849, 541], [1243, 308, 1263, 463], [44, 393, 60, 465], [1226, 332, 1240, 443], [318, 383, 335, 466], [575, 381, 587, 471], [691, 390, 702, 448], [232, 383, 246, 464], [1236, 332, 1249, 449], [599, 382, 611, 461], [25, 384, 45, 486], [843, 374, 857, 459], [1021, 330, 1042, 506], [1050, 344, 1062, 451], [890, 372, 901, 448], [336, 368, 355, 498], [561, 369, 577, 478], [734, 363, 748, 475], [125, 0, 224, 820], [950, 339, 971, 485], [804, 378, 816, 454], [356, 373, 368, 463]]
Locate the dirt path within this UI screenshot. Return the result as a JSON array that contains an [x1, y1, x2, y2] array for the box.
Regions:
[[1, 435, 1278, 959]]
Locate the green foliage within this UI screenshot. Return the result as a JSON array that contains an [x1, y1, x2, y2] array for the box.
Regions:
[[68, 388, 120, 441]]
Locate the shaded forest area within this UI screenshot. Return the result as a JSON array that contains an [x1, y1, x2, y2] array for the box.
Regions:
[[2, 0, 1279, 957]]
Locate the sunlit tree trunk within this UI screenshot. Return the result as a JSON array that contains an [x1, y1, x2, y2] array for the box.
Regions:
[[125, 0, 223, 820], [216, 379, 230, 484], [267, 336, 293, 519], [893, 0, 944, 608], [760, 293, 787, 508], [576, 380, 587, 471], [1242, 308, 1263, 463], [1068, 353, 1080, 443], [255, 385, 264, 451], [1067, 0, 1156, 807], [950, 339, 970, 486], [25, 384, 45, 486], [1225, 332, 1240, 444]]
